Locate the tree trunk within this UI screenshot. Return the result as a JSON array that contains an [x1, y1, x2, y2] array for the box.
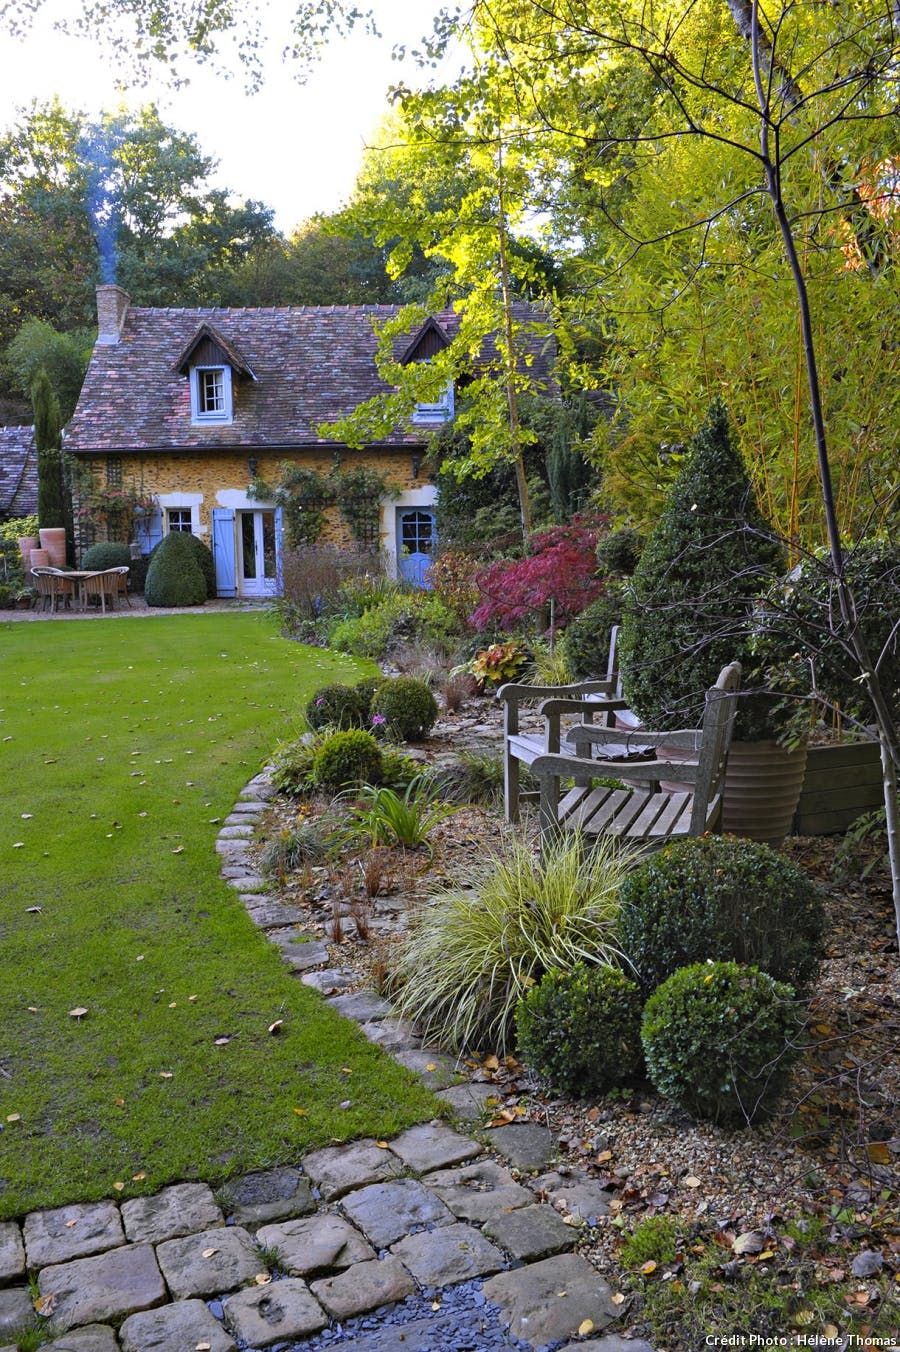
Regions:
[[496, 144, 532, 539]]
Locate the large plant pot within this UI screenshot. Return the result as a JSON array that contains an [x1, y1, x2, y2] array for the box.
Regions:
[[18, 535, 38, 568], [29, 548, 50, 569], [39, 527, 67, 568], [722, 740, 808, 846]]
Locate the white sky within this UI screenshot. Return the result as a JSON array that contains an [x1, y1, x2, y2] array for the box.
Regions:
[[0, 0, 454, 233]]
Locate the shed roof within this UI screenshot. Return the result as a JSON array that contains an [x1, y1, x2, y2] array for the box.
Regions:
[[0, 425, 38, 518]]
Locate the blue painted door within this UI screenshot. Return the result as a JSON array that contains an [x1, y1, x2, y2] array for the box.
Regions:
[[397, 508, 436, 588], [212, 508, 236, 597], [274, 507, 284, 595], [135, 507, 163, 555]]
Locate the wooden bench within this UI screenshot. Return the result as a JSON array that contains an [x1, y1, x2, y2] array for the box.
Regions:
[[531, 662, 741, 850], [497, 625, 645, 824]]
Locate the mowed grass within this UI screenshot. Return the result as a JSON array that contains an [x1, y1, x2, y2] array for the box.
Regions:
[[0, 613, 435, 1220]]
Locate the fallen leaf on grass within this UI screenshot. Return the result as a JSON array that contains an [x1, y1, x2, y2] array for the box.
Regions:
[[641, 1261, 657, 1276], [112, 1182, 125, 1192], [159, 1072, 173, 1079], [292, 1107, 307, 1117], [5, 1113, 20, 1123], [733, 1231, 765, 1255], [132, 1172, 147, 1181], [268, 1020, 283, 1035], [68, 1007, 89, 1020]]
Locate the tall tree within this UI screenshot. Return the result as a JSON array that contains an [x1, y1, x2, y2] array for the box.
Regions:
[[31, 365, 66, 530]]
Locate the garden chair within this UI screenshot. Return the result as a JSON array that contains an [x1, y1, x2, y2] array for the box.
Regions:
[[531, 661, 741, 851], [79, 569, 120, 614], [110, 565, 132, 607], [29, 567, 53, 611], [44, 568, 76, 613], [498, 626, 644, 823]]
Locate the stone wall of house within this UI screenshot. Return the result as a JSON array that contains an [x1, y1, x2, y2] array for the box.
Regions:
[[77, 448, 430, 551]]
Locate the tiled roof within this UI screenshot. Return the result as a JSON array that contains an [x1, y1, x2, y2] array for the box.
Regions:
[[66, 303, 555, 454], [0, 425, 38, 517]]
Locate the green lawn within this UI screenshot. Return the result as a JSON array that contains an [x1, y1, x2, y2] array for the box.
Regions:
[[0, 612, 435, 1220]]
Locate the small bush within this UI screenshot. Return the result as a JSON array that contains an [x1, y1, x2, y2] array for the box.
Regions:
[[516, 963, 643, 1095], [618, 836, 823, 997], [391, 833, 639, 1053], [470, 640, 529, 688], [641, 961, 801, 1126], [178, 532, 216, 598], [144, 532, 206, 607], [312, 729, 383, 792], [371, 677, 438, 741], [0, 582, 18, 608], [82, 541, 132, 570], [305, 683, 369, 731], [528, 639, 573, 686], [328, 591, 459, 661], [561, 587, 624, 680], [379, 748, 423, 791], [353, 676, 381, 710], [596, 526, 643, 577], [621, 1216, 680, 1268]]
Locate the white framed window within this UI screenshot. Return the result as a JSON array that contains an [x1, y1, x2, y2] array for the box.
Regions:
[[167, 507, 193, 533], [191, 365, 232, 423], [411, 381, 454, 424]]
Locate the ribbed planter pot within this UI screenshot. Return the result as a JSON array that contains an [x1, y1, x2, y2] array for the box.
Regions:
[[39, 527, 67, 568], [722, 740, 808, 846], [18, 535, 38, 568], [29, 547, 50, 569]]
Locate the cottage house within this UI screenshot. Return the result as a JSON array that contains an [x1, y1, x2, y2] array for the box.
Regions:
[[65, 285, 552, 598]]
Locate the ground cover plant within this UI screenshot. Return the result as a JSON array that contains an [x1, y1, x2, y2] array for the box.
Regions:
[[0, 613, 435, 1218]]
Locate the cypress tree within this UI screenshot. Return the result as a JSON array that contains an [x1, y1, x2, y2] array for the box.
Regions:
[[619, 399, 785, 731], [32, 367, 67, 530]]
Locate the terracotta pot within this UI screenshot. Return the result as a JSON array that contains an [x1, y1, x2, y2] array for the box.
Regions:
[[29, 547, 50, 569], [722, 739, 808, 846], [18, 535, 38, 567], [39, 527, 67, 568]]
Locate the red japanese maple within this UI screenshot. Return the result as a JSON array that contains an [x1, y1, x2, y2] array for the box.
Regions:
[[471, 515, 607, 631]]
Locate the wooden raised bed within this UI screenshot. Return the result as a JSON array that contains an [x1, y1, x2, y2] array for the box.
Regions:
[[793, 739, 882, 836]]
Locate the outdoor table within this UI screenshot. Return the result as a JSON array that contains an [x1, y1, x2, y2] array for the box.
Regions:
[[65, 569, 125, 613]]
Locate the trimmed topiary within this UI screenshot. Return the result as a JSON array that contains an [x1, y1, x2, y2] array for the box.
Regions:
[[596, 526, 642, 577], [619, 835, 823, 997], [312, 729, 383, 793], [641, 961, 801, 1126], [516, 963, 643, 1095], [371, 676, 438, 741], [180, 532, 216, 598], [144, 532, 206, 608], [353, 676, 381, 710], [560, 586, 624, 680], [82, 542, 132, 570], [619, 399, 785, 734], [304, 683, 369, 731]]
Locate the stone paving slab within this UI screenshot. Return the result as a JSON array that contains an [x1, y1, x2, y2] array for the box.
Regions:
[[436, 1081, 501, 1121], [255, 1214, 374, 1275], [359, 1018, 421, 1051], [390, 1123, 482, 1174], [532, 1170, 612, 1222], [340, 1179, 454, 1249], [327, 991, 395, 1022], [302, 1140, 404, 1200], [483, 1202, 576, 1261], [0, 1224, 24, 1285], [310, 1257, 416, 1320], [156, 1225, 263, 1299], [223, 1278, 327, 1346], [221, 871, 266, 888], [426, 1160, 533, 1223], [242, 898, 308, 928], [119, 1298, 235, 1351], [218, 824, 254, 839], [391, 1049, 463, 1091], [267, 929, 330, 972], [24, 1201, 125, 1267], [217, 1167, 314, 1227], [390, 1222, 504, 1287], [121, 1182, 223, 1243], [483, 1253, 618, 1348], [42, 1325, 119, 1352], [0, 1286, 34, 1338], [37, 1243, 166, 1333], [301, 967, 356, 994], [483, 1123, 556, 1172], [230, 800, 267, 814]]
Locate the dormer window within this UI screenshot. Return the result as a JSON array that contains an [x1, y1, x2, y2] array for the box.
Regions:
[[412, 382, 454, 424], [400, 316, 455, 426], [191, 365, 232, 423]]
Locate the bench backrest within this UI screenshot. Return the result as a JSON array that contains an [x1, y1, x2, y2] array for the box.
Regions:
[[689, 661, 742, 833]]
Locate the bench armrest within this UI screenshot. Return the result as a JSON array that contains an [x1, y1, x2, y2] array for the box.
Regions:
[[531, 751, 699, 785]]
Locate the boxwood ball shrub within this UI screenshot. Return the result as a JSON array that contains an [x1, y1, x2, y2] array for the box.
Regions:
[[179, 531, 217, 598], [304, 683, 369, 731], [618, 836, 823, 997], [81, 542, 132, 570], [641, 961, 801, 1126], [516, 963, 643, 1095], [144, 532, 207, 607], [312, 729, 383, 792], [371, 676, 438, 741]]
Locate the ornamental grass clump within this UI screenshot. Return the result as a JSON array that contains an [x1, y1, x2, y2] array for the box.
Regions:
[[618, 835, 823, 997], [390, 834, 640, 1054], [343, 778, 458, 851], [641, 961, 802, 1127], [516, 963, 643, 1096]]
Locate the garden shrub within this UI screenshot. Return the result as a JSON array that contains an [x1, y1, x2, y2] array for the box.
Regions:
[[560, 587, 624, 680], [0, 582, 18, 608], [177, 532, 216, 598], [471, 515, 605, 631], [270, 732, 326, 797], [469, 640, 529, 688], [371, 677, 438, 741], [304, 683, 369, 731], [328, 591, 458, 661], [82, 542, 132, 570], [312, 729, 383, 792], [516, 963, 643, 1095], [641, 961, 801, 1126], [618, 835, 823, 997], [427, 549, 481, 622], [391, 834, 639, 1052], [144, 532, 207, 607], [379, 748, 423, 791], [596, 526, 643, 577], [619, 399, 785, 733], [353, 676, 381, 710], [260, 820, 334, 877]]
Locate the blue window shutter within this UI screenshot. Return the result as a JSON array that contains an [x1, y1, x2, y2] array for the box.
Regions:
[[137, 507, 163, 556], [212, 508, 237, 597], [274, 507, 284, 595]]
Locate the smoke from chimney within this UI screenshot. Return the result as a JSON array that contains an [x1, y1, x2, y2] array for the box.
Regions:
[[78, 118, 126, 287]]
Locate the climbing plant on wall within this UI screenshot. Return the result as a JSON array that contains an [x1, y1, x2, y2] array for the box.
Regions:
[[329, 464, 398, 550], [251, 464, 332, 547]]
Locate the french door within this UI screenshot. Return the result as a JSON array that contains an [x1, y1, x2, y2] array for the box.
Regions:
[[238, 510, 277, 597]]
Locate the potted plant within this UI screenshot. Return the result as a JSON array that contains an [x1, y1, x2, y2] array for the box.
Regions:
[[619, 399, 806, 844]]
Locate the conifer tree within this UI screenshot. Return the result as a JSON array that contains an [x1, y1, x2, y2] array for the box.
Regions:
[[32, 367, 67, 531]]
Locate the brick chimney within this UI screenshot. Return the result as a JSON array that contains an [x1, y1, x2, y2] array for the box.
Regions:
[[96, 284, 130, 345]]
